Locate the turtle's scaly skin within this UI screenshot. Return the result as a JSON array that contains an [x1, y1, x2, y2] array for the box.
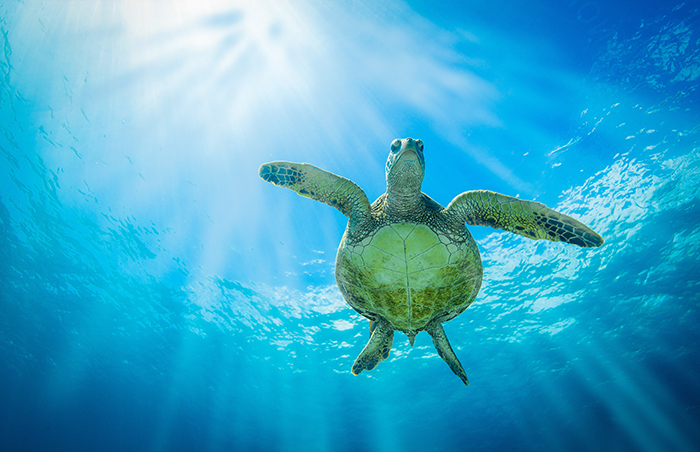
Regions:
[[259, 138, 604, 386]]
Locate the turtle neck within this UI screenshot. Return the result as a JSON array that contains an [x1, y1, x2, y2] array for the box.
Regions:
[[385, 186, 423, 217]]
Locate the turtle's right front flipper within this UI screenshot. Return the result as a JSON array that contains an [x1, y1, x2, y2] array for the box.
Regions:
[[260, 161, 371, 221]]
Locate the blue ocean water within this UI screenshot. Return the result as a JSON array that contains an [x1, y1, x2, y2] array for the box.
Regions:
[[1, 1, 699, 451]]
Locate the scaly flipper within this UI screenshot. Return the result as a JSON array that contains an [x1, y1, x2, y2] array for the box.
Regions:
[[425, 320, 469, 386], [259, 161, 371, 222], [352, 318, 394, 375], [444, 190, 604, 248]]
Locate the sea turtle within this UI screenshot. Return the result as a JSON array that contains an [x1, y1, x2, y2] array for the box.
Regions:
[[259, 138, 603, 386]]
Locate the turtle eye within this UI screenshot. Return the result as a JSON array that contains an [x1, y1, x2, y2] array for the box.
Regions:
[[416, 140, 424, 151], [390, 139, 402, 153]]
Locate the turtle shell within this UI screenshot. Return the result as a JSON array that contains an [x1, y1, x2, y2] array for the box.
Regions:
[[335, 222, 483, 332]]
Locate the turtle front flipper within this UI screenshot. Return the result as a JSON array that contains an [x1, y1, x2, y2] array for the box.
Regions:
[[260, 161, 371, 221], [425, 321, 469, 386], [443, 190, 604, 248], [352, 318, 394, 376]]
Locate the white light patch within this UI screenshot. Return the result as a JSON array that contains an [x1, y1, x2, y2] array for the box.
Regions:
[[331, 319, 355, 331], [540, 318, 576, 336]]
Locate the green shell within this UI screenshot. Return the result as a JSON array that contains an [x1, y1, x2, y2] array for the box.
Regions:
[[336, 222, 482, 332]]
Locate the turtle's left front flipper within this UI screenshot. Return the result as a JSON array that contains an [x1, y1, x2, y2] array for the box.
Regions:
[[259, 161, 370, 221], [444, 190, 604, 248]]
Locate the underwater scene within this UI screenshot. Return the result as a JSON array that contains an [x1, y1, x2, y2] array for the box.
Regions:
[[1, 1, 699, 451]]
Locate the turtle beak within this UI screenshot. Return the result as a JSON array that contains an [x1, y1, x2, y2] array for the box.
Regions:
[[398, 139, 419, 161], [398, 140, 423, 168], [400, 149, 418, 161]]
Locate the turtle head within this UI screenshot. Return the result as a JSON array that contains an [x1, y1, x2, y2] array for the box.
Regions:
[[385, 138, 425, 194]]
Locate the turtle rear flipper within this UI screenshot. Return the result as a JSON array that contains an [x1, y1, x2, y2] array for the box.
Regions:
[[444, 190, 604, 248], [352, 319, 394, 375], [426, 320, 469, 386]]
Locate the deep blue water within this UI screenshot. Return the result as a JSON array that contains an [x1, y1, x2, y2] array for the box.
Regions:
[[2, 1, 700, 451]]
